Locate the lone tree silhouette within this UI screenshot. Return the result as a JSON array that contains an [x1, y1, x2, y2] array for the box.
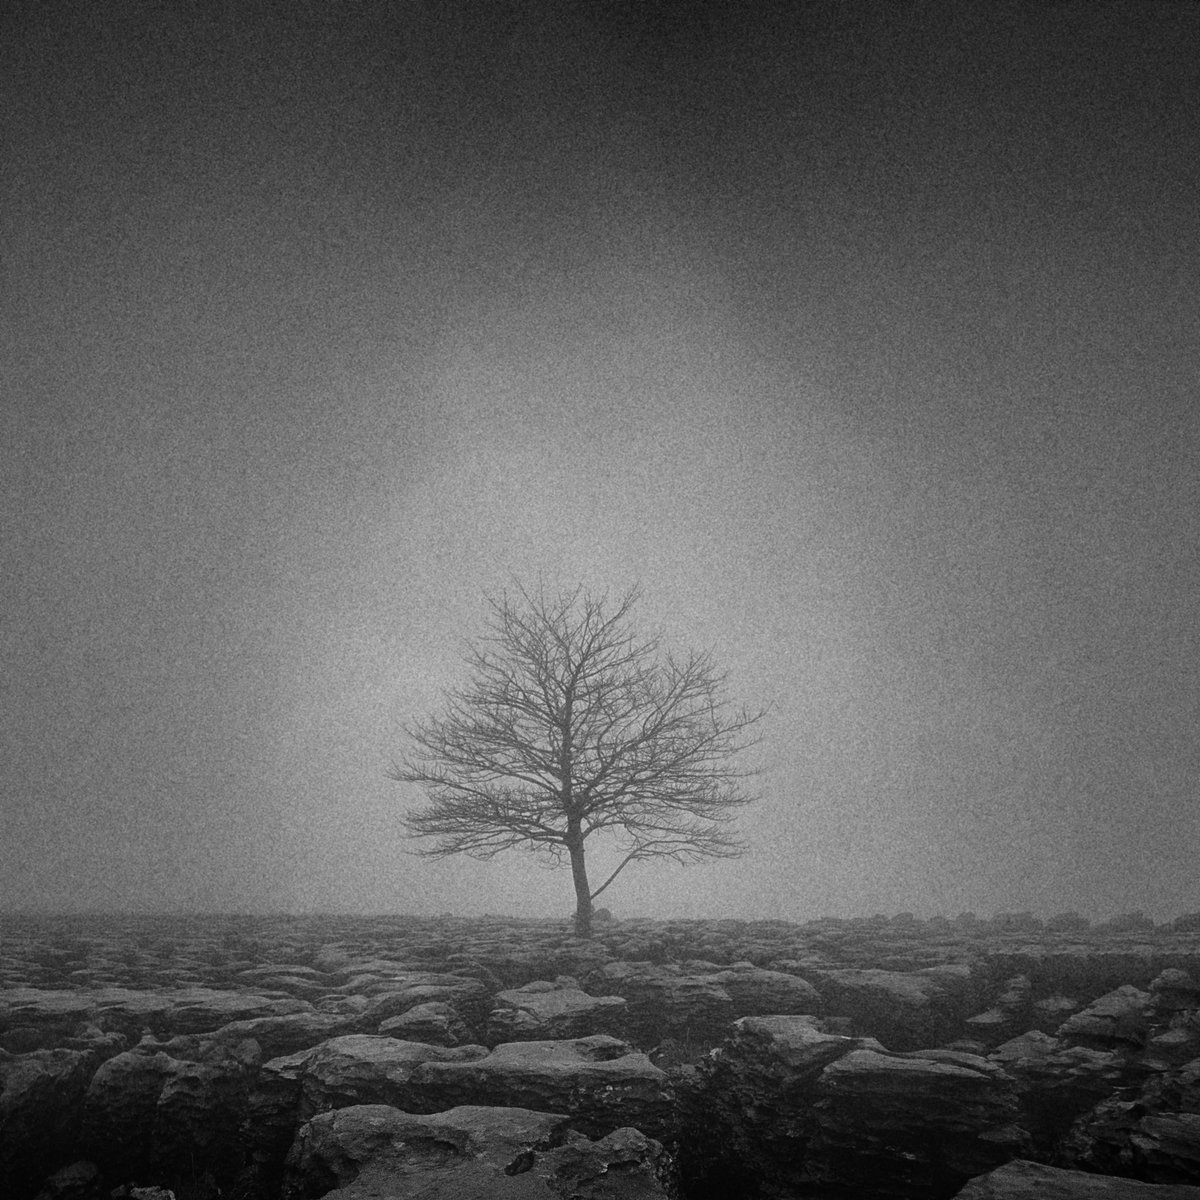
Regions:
[[389, 581, 766, 938]]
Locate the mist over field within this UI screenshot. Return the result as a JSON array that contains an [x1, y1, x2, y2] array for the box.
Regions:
[[3, 0, 1198, 923]]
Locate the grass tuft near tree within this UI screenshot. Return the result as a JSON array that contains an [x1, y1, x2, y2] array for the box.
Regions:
[[389, 581, 766, 938]]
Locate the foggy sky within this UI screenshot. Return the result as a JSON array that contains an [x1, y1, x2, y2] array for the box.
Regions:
[[3, 0, 1198, 922]]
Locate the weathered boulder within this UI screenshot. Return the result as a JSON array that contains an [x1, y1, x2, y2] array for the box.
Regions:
[[229, 971, 330, 1002], [680, 1015, 876, 1198], [408, 1035, 676, 1141], [0, 991, 96, 1041], [1058, 1055, 1200, 1182], [242, 1035, 489, 1179], [1057, 985, 1153, 1049], [378, 1001, 473, 1046], [78, 1041, 254, 1192], [965, 976, 1034, 1047], [952, 1157, 1200, 1198], [311, 946, 353, 976], [705, 963, 821, 1017], [989, 1030, 1130, 1155], [149, 1028, 261, 1067], [1147, 1021, 1200, 1071], [138, 987, 314, 1036], [2, 1026, 61, 1054], [79, 1049, 177, 1176], [356, 977, 491, 1035], [281, 1103, 674, 1199], [1129, 1113, 1200, 1182], [682, 1014, 1024, 1198], [530, 1124, 674, 1199], [209, 1011, 354, 1058], [315, 995, 371, 1019], [1033, 994, 1083, 1033], [444, 940, 614, 992], [0, 986, 310, 1043], [260, 1034, 486, 1122], [486, 981, 628, 1044], [148, 1055, 251, 1187], [29, 1158, 103, 1200], [804, 1047, 1028, 1196], [1153, 970, 1200, 1016], [331, 959, 430, 984], [1145, 972, 1200, 1067], [805, 965, 979, 1050], [236, 964, 331, 986], [281, 1103, 568, 1197], [977, 943, 1200, 1001], [1, 1048, 97, 1200], [586, 963, 735, 1046], [701, 1014, 874, 1088]]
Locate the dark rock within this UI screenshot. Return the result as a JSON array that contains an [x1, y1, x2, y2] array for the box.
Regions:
[[1057, 1055, 1200, 1183], [684, 1014, 1024, 1198], [311, 946, 352, 976], [30, 1159, 103, 1200], [357, 977, 491, 1034], [952, 1157, 1200, 1198], [257, 1034, 486, 1124], [1129, 1113, 1200, 1182], [409, 1034, 676, 1141], [378, 1001, 473, 1046], [1033, 994, 1083, 1032], [79, 1049, 176, 1177], [586, 963, 735, 1046], [805, 964, 979, 1050], [1, 1026, 54, 1054], [209, 1012, 354, 1059], [1146, 1020, 1200, 1071], [281, 1103, 674, 1198], [1057, 985, 1153, 1049], [979, 942, 1200, 1002], [10, 915, 1200, 1200], [537, 1125, 676, 1199], [1153, 970, 1200, 1016], [805, 1047, 1028, 1195], [989, 1030, 1132, 1154], [149, 1055, 251, 1187], [1, 1048, 96, 1200], [0, 986, 310, 1043], [241, 1035, 489, 1181], [705, 963, 821, 1017], [965, 976, 1034, 1047], [281, 1103, 569, 1197], [79, 1042, 252, 1192], [679, 1015, 878, 1197], [486, 981, 628, 1044]]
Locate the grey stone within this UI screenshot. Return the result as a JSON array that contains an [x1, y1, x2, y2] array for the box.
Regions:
[[409, 1035, 676, 1141], [281, 1103, 674, 1199], [486, 982, 627, 1044], [952, 1157, 1200, 1198]]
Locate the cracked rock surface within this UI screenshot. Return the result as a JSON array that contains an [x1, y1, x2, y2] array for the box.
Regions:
[[281, 1103, 675, 1199]]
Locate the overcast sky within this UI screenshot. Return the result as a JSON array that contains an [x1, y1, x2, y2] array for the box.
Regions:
[[4, 0, 1198, 923]]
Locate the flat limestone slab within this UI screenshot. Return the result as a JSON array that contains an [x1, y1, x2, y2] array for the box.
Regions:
[[0, 986, 310, 1034]]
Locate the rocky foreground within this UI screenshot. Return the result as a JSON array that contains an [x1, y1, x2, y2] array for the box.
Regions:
[[4, 913, 1200, 1199]]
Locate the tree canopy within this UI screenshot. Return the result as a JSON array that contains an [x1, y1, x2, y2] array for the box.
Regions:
[[389, 581, 765, 936]]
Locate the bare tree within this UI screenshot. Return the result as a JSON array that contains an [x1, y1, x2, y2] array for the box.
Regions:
[[389, 581, 765, 937]]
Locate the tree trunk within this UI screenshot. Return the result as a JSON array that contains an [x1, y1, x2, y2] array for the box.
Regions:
[[567, 833, 593, 938]]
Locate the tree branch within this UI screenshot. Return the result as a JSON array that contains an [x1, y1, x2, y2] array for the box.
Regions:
[[389, 579, 766, 927]]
